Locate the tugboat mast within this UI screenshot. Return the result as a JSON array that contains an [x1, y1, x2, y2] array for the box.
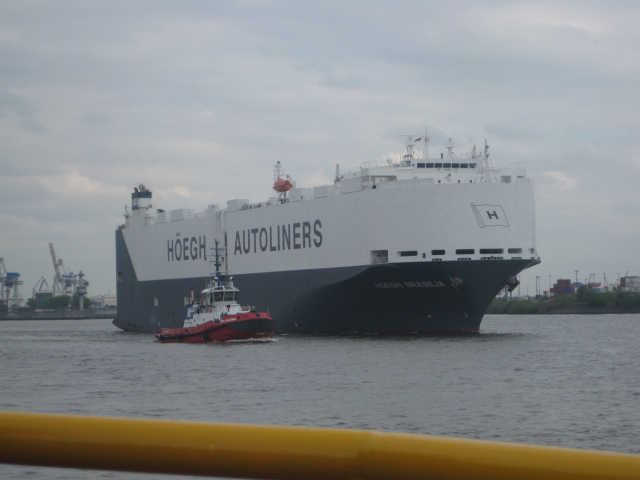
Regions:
[[212, 239, 225, 288]]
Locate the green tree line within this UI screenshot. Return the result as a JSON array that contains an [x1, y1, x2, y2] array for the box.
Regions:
[[487, 286, 640, 314], [26, 294, 91, 310]]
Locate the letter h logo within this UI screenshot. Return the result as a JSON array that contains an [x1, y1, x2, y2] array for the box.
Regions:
[[471, 203, 510, 228]]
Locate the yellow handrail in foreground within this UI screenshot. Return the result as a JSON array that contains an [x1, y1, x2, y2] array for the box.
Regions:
[[1, 412, 639, 479]]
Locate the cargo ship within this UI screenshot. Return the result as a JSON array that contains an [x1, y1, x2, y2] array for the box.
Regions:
[[114, 133, 540, 333]]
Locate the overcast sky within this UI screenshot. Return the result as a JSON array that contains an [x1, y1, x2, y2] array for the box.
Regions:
[[1, 1, 639, 300]]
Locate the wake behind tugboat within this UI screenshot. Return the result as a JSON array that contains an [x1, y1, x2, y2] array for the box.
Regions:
[[156, 242, 275, 344]]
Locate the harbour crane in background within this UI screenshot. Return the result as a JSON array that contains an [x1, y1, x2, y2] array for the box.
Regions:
[[0, 258, 5, 300], [48, 243, 90, 305], [49, 242, 74, 296], [32, 276, 49, 297], [0, 257, 23, 308], [0, 257, 8, 305], [31, 276, 52, 309]]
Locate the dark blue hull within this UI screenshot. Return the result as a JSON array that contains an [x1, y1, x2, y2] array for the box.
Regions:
[[114, 230, 538, 333]]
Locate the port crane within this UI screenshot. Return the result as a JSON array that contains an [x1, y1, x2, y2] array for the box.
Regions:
[[31, 276, 51, 309], [32, 276, 49, 296], [0, 257, 23, 308], [49, 243, 72, 296], [48, 243, 89, 303]]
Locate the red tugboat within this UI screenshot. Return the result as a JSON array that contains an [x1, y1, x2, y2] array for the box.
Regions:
[[156, 244, 275, 344]]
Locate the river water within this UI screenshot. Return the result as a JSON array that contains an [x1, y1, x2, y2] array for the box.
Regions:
[[1, 314, 639, 479]]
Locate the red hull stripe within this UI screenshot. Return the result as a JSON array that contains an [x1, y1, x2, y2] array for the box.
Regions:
[[157, 315, 275, 343]]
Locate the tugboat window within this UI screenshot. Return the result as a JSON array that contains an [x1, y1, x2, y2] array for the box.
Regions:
[[224, 292, 235, 301], [214, 292, 224, 302]]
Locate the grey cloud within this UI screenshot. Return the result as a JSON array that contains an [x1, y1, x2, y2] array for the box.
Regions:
[[0, 90, 46, 133]]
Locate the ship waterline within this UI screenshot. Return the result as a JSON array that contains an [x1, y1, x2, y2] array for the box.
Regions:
[[114, 254, 539, 333]]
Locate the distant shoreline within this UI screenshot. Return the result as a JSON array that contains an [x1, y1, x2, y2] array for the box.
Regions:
[[489, 309, 640, 315], [537, 305, 640, 315], [487, 302, 640, 315], [487, 289, 640, 315], [0, 309, 117, 321]]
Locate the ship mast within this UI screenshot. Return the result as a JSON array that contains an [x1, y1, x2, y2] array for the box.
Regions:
[[400, 135, 418, 163], [212, 239, 223, 287], [402, 130, 431, 161], [445, 138, 456, 159], [474, 139, 497, 182], [422, 127, 430, 159]]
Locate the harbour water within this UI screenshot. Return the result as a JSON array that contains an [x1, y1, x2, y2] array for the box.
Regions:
[[1, 314, 639, 479]]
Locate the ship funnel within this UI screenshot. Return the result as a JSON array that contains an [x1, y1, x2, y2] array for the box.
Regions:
[[132, 185, 152, 211]]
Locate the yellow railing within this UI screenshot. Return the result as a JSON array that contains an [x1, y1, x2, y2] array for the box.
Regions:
[[1, 412, 639, 479]]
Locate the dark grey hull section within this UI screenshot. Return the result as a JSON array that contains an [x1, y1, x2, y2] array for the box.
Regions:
[[114, 229, 539, 333]]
